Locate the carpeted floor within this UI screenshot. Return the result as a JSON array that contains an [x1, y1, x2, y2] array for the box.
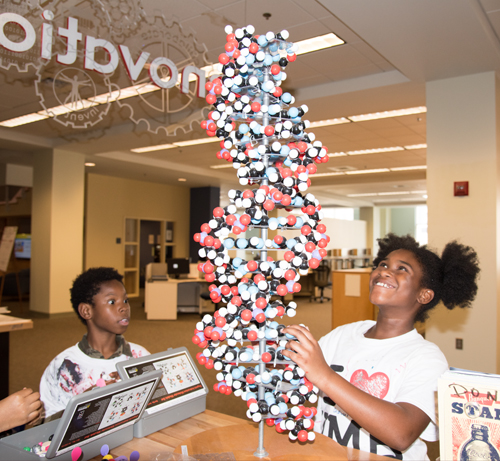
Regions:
[[6, 288, 333, 421]]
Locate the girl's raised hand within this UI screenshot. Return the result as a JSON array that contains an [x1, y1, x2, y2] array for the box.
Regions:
[[281, 324, 332, 389]]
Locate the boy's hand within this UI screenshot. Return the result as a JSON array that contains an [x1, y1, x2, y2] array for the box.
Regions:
[[281, 324, 332, 389], [0, 388, 42, 432]]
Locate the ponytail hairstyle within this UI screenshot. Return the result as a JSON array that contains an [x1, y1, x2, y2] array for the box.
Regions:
[[372, 234, 480, 322]]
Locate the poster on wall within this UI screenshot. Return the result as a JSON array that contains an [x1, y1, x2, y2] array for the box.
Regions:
[[0, 226, 18, 272]]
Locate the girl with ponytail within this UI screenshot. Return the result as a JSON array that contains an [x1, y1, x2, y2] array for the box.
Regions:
[[283, 234, 480, 460]]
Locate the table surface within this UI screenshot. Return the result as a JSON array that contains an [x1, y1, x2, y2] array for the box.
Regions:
[[91, 410, 390, 461], [0, 313, 33, 333]]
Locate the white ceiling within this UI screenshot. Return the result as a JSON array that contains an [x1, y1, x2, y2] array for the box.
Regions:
[[1, 0, 500, 207]]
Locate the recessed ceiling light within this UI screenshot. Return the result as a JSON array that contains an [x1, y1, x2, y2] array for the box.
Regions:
[[178, 178, 187, 182], [84, 162, 96, 167]]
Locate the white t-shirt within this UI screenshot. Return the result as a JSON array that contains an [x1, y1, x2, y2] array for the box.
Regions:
[[40, 341, 149, 418], [315, 320, 448, 460]]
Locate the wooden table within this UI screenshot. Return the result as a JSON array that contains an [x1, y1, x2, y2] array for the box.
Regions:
[[0, 314, 33, 399], [93, 410, 390, 461]]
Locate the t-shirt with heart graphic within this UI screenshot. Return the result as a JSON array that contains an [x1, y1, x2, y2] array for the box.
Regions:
[[315, 320, 448, 460]]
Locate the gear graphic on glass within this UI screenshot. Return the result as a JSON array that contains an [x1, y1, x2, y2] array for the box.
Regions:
[[116, 14, 211, 136], [0, 0, 46, 74], [33, 0, 117, 130], [92, 0, 146, 44], [191, 25, 331, 454]]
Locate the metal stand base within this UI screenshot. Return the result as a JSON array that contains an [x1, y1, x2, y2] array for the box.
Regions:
[[253, 447, 269, 458]]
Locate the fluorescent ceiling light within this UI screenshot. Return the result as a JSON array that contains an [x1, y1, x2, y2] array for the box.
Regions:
[[346, 147, 404, 156], [174, 137, 220, 147], [345, 168, 390, 175], [405, 144, 427, 150], [131, 136, 220, 153], [0, 112, 49, 127], [389, 165, 427, 171], [131, 143, 176, 153], [309, 118, 350, 128], [377, 191, 410, 196], [348, 106, 427, 122], [210, 164, 233, 169], [347, 189, 427, 197], [296, 33, 345, 55]]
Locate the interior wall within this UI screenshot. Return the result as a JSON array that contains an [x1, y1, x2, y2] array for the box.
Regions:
[[425, 72, 500, 373], [85, 173, 190, 277], [390, 207, 416, 237]]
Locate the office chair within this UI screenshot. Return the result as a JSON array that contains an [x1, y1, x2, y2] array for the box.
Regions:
[[311, 262, 332, 303]]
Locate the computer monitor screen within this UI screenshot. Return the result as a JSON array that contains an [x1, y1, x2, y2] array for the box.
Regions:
[[14, 235, 31, 259], [166, 258, 190, 278]]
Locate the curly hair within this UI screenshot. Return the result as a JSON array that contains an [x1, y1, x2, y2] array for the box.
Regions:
[[70, 267, 124, 325], [372, 234, 480, 323]]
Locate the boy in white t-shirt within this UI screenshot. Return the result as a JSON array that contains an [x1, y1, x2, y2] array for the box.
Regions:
[[283, 234, 480, 460], [40, 267, 149, 419]]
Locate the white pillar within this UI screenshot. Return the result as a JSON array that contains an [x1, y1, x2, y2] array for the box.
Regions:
[[31, 150, 85, 314], [425, 72, 500, 373]]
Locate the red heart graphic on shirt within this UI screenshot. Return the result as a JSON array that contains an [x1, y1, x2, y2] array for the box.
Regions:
[[350, 369, 389, 399]]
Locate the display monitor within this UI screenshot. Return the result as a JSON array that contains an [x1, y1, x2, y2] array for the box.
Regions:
[[166, 258, 190, 278], [44, 370, 162, 459], [14, 235, 31, 259]]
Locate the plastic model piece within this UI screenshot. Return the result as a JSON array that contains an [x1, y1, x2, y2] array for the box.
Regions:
[[192, 25, 330, 457]]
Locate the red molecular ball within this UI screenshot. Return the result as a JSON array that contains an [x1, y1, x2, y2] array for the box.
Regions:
[[305, 242, 316, 252], [218, 53, 230, 65], [270, 64, 281, 75], [287, 53, 297, 62], [273, 87, 283, 98], [193, 233, 201, 242], [255, 312, 266, 323], [281, 168, 293, 178], [305, 205, 316, 215], [240, 214, 251, 225], [254, 273, 265, 284], [246, 373, 256, 384], [306, 164, 317, 174], [298, 430, 308, 443], [198, 355, 207, 365], [201, 223, 211, 233], [251, 101, 261, 112], [264, 125, 274, 136], [266, 418, 275, 427], [301, 225, 312, 236], [287, 215, 297, 226], [210, 291, 219, 301], [225, 387, 232, 395], [224, 42, 235, 52], [221, 285, 231, 295], [206, 93, 216, 105], [284, 251, 295, 262], [242, 189, 254, 198], [285, 269, 296, 281], [247, 330, 258, 341], [309, 258, 320, 269], [319, 248, 328, 258], [262, 352, 272, 363], [249, 42, 259, 54], [213, 207, 224, 217], [317, 223, 327, 233], [276, 305, 285, 316], [277, 284, 288, 296], [281, 195, 292, 206], [318, 239, 328, 248], [255, 297, 267, 309], [204, 235, 215, 247], [203, 262, 214, 274], [293, 282, 302, 293], [226, 214, 236, 225], [241, 309, 252, 321], [215, 318, 226, 329], [205, 273, 216, 282], [263, 199, 275, 211], [205, 359, 214, 369], [247, 260, 258, 271], [274, 235, 284, 245]]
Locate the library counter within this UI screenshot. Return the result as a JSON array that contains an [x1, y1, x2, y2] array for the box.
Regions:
[[90, 410, 390, 461]]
